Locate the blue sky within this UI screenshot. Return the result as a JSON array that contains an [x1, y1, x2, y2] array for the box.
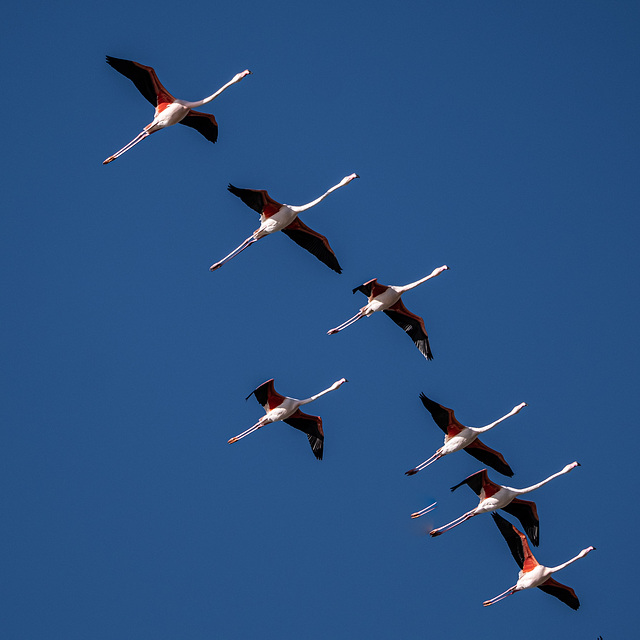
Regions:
[[2, 1, 638, 638]]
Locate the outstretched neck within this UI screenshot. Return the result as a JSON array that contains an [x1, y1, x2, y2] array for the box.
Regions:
[[185, 69, 251, 108], [291, 174, 358, 213], [475, 402, 527, 433], [549, 546, 595, 573], [516, 462, 579, 494], [398, 265, 449, 293], [299, 378, 347, 405]]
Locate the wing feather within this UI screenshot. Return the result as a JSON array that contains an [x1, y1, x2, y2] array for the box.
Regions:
[[281, 218, 342, 273]]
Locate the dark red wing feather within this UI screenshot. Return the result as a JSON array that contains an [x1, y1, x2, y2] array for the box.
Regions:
[[283, 409, 324, 460], [246, 379, 285, 411], [281, 218, 342, 273], [106, 56, 175, 106], [352, 279, 377, 297], [464, 437, 514, 477], [450, 469, 497, 497], [227, 185, 282, 217], [179, 110, 218, 143], [502, 497, 540, 546], [538, 577, 580, 610], [492, 513, 526, 570], [419, 393, 463, 436], [383, 299, 433, 360]]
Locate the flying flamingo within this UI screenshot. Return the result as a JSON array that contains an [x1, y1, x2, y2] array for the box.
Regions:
[[483, 512, 594, 609], [103, 56, 251, 164], [405, 394, 526, 476], [209, 174, 359, 273], [420, 462, 580, 545], [327, 266, 449, 360], [228, 378, 348, 459]]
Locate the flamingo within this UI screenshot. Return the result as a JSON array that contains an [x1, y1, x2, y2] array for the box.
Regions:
[[483, 512, 594, 609], [405, 394, 526, 476], [228, 378, 347, 459], [209, 174, 359, 273], [327, 266, 449, 360], [422, 462, 580, 545], [103, 56, 251, 164]]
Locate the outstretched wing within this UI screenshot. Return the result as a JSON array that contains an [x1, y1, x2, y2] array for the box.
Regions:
[[502, 497, 540, 546], [352, 279, 389, 299], [492, 513, 526, 570], [419, 393, 464, 437], [227, 185, 283, 218], [450, 469, 499, 498], [283, 409, 324, 460], [179, 110, 218, 143], [383, 299, 432, 360], [281, 218, 342, 273], [464, 438, 514, 477], [246, 379, 285, 412], [352, 279, 377, 297], [538, 577, 580, 610], [106, 56, 174, 106]]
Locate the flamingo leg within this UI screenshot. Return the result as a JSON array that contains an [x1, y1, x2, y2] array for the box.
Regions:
[[228, 421, 263, 444], [482, 586, 517, 607], [405, 452, 443, 476], [103, 130, 150, 164], [210, 236, 257, 272], [429, 511, 474, 536], [410, 501, 437, 519], [327, 311, 365, 335]]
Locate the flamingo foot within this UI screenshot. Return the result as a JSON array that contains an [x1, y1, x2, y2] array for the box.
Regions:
[[103, 156, 116, 165], [228, 437, 238, 444], [405, 468, 419, 476], [210, 263, 222, 272]]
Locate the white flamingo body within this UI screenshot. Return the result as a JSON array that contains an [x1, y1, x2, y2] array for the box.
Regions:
[[406, 395, 527, 476], [423, 463, 580, 545], [483, 513, 594, 609], [210, 174, 359, 273], [228, 378, 347, 460], [254, 205, 298, 237]]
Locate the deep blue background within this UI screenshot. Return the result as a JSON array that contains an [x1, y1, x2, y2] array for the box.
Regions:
[[2, 1, 637, 638]]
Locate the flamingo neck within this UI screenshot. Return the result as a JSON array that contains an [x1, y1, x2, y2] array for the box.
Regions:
[[548, 547, 594, 573], [515, 463, 577, 495], [185, 70, 250, 108], [298, 379, 346, 405], [291, 175, 357, 213], [398, 265, 448, 293], [474, 403, 526, 433]]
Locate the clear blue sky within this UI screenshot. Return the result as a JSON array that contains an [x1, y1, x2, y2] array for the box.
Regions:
[[2, 1, 638, 638]]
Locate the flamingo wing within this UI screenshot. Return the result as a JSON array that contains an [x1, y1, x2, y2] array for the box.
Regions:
[[283, 409, 324, 460], [227, 185, 283, 217], [281, 218, 342, 273], [492, 513, 527, 570], [502, 497, 540, 546], [419, 393, 463, 436], [179, 110, 218, 143], [246, 379, 286, 412], [383, 299, 433, 360], [106, 56, 175, 106], [450, 469, 494, 496], [537, 577, 580, 610], [352, 279, 377, 297], [464, 438, 514, 477]]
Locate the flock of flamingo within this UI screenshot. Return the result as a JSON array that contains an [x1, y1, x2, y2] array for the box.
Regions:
[[103, 56, 594, 609]]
